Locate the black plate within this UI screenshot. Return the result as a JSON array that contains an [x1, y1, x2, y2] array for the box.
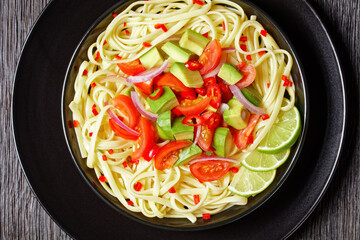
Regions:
[[61, 0, 308, 231], [12, 0, 345, 239]]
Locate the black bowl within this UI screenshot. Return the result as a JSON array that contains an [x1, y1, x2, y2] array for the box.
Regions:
[[62, 0, 308, 230]]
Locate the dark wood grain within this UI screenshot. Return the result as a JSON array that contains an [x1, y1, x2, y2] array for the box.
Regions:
[[1, 0, 359, 239]]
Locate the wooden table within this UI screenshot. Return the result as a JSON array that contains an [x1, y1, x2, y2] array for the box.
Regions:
[[1, 0, 359, 239]]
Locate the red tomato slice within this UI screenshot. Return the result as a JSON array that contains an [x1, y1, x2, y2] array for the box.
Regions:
[[197, 111, 221, 151], [132, 117, 156, 161], [109, 119, 138, 140], [198, 39, 222, 75], [112, 95, 140, 128], [117, 59, 146, 76], [134, 78, 154, 95], [190, 160, 230, 182], [173, 96, 211, 116], [154, 140, 192, 170], [233, 114, 260, 150], [156, 73, 195, 94], [235, 63, 256, 88]]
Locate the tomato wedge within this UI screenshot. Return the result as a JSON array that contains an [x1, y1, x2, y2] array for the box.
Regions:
[[117, 59, 146, 76], [233, 114, 260, 150], [109, 119, 138, 140], [173, 96, 211, 116], [197, 111, 221, 151], [156, 73, 196, 99], [235, 63, 256, 88], [190, 160, 230, 182], [154, 140, 192, 170], [112, 95, 140, 128], [132, 117, 156, 161], [134, 78, 154, 95], [198, 39, 222, 75]]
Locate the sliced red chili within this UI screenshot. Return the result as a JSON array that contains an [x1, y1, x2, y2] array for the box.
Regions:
[[193, 0, 204, 5], [89, 132, 93, 137], [222, 21, 225, 31], [115, 55, 122, 60], [73, 120, 79, 128], [246, 55, 252, 61], [229, 167, 239, 173], [182, 115, 205, 127], [202, 32, 209, 38], [154, 24, 168, 32], [125, 30, 130, 35], [260, 30, 267, 37], [240, 44, 247, 51], [194, 195, 200, 205], [99, 176, 106, 182], [143, 42, 152, 48], [184, 59, 203, 71], [91, 83, 96, 88], [82, 69, 88, 76], [102, 155, 107, 161], [258, 51, 266, 56], [122, 161, 127, 168], [95, 51, 100, 61], [240, 36, 247, 42], [261, 114, 270, 120], [108, 149, 114, 154], [103, 40, 107, 46], [247, 135, 254, 144], [123, 22, 127, 27], [203, 77, 217, 88], [195, 88, 206, 96], [92, 108, 99, 116], [112, 12, 118, 18], [134, 182, 143, 191], [149, 86, 164, 100], [168, 187, 176, 193], [127, 200, 134, 205], [202, 213, 211, 220], [267, 83, 271, 88], [207, 83, 222, 109]]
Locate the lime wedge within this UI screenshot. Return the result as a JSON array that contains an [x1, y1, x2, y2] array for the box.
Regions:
[[257, 106, 301, 154], [241, 148, 290, 171], [228, 167, 276, 197]]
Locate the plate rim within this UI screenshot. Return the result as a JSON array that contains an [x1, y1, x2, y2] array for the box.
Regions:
[[11, 0, 346, 238]]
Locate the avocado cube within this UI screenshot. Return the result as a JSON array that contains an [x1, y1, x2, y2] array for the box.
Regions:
[[223, 97, 249, 130], [218, 63, 243, 85], [174, 144, 202, 166], [156, 111, 174, 140], [179, 29, 210, 56], [139, 47, 164, 69], [212, 127, 233, 157], [161, 41, 195, 63], [170, 62, 204, 88], [172, 117, 194, 141], [147, 87, 179, 114]]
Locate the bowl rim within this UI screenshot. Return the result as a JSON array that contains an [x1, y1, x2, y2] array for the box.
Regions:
[[61, 0, 309, 231]]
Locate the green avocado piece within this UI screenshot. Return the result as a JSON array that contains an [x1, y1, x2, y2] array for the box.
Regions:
[[212, 127, 234, 157], [139, 47, 164, 69], [179, 29, 210, 56], [172, 117, 194, 141], [161, 41, 195, 63], [241, 85, 262, 107], [218, 63, 243, 85], [120, 86, 134, 97], [174, 144, 202, 166], [147, 86, 179, 114], [223, 97, 249, 130], [156, 111, 174, 140], [170, 62, 203, 88]]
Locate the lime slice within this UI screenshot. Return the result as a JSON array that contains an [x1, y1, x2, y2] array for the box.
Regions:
[[257, 106, 301, 154], [228, 167, 276, 197], [241, 148, 290, 171]]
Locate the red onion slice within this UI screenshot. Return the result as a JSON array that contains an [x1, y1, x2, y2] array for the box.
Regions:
[[127, 60, 169, 83], [107, 108, 140, 136], [100, 75, 133, 86], [193, 125, 201, 146], [130, 91, 158, 121], [221, 47, 236, 53], [218, 103, 229, 114], [189, 156, 238, 165], [229, 85, 266, 115], [202, 53, 227, 79]]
